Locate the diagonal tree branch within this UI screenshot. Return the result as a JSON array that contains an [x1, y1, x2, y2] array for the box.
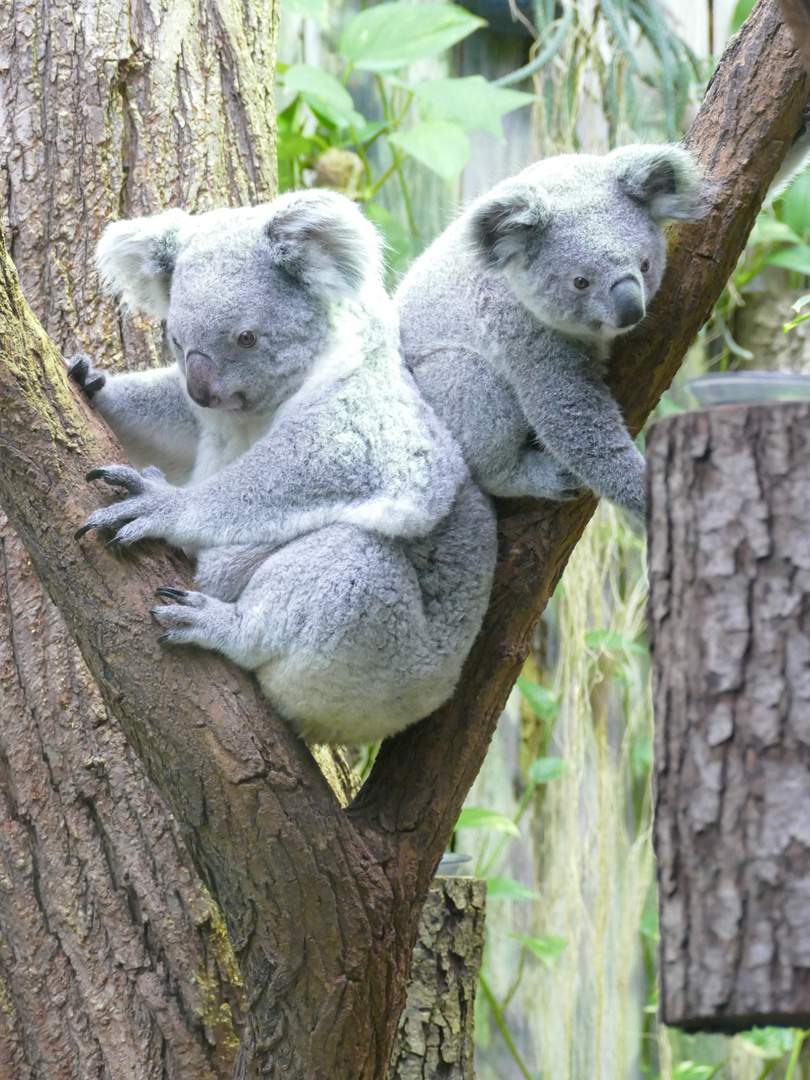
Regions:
[[351, 0, 810, 897]]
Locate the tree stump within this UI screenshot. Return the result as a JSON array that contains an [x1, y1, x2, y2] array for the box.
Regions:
[[647, 401, 810, 1032], [389, 877, 486, 1080]]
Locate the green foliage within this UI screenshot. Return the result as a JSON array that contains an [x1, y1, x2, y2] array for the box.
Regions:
[[706, 167, 810, 367], [511, 933, 567, 966], [515, 675, 559, 721], [277, 1, 538, 269], [527, 756, 567, 783], [337, 3, 485, 71], [455, 807, 521, 836], [486, 876, 541, 901]]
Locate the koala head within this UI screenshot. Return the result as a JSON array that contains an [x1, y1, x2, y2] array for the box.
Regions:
[[466, 144, 711, 343], [96, 190, 385, 414]]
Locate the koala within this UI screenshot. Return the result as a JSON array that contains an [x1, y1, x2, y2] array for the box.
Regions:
[[71, 190, 497, 745], [395, 145, 713, 518]]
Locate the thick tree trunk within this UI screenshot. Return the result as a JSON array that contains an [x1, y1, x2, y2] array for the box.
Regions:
[[0, 0, 277, 1075], [648, 402, 810, 1033], [0, 2, 808, 1077]]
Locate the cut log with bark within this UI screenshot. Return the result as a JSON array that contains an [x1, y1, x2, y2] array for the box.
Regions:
[[648, 402, 810, 1033], [0, 0, 808, 1076], [389, 877, 486, 1080]]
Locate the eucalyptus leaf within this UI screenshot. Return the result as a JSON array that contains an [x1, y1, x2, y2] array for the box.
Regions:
[[780, 168, 810, 240], [389, 121, 470, 184], [412, 76, 534, 138], [516, 676, 559, 721], [765, 246, 810, 275], [280, 64, 366, 129], [748, 214, 803, 247], [486, 876, 541, 901], [455, 808, 520, 836], [528, 757, 567, 784], [511, 933, 567, 966], [338, 3, 486, 72]]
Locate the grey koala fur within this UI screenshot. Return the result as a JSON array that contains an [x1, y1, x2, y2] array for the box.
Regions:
[[395, 144, 713, 517], [71, 189, 497, 745]]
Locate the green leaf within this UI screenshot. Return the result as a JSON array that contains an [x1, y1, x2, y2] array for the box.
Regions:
[[765, 245, 810, 275], [631, 736, 652, 778], [511, 934, 566, 966], [781, 169, 810, 240], [672, 1063, 725, 1080], [389, 121, 470, 184], [283, 0, 329, 26], [585, 629, 646, 656], [280, 64, 366, 129], [338, 3, 486, 72], [412, 76, 534, 138], [528, 756, 567, 784], [364, 202, 412, 275], [516, 676, 559, 721], [455, 807, 520, 836], [640, 905, 659, 941], [486, 876, 541, 901], [276, 131, 321, 161], [738, 1027, 797, 1060], [748, 214, 803, 247]]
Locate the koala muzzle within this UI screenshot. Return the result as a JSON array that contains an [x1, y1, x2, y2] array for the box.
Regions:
[[610, 278, 645, 329], [185, 351, 241, 409]]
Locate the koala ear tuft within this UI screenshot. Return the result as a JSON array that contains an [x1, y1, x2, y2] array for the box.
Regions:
[[466, 184, 551, 269], [266, 191, 383, 299], [610, 144, 714, 224], [95, 208, 190, 318]]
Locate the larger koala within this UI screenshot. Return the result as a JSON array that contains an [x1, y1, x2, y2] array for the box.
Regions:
[[71, 190, 497, 745], [395, 145, 712, 517]]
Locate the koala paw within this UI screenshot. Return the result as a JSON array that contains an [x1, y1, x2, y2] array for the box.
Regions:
[[552, 468, 583, 501], [76, 464, 178, 545], [67, 353, 106, 398], [151, 587, 234, 649]]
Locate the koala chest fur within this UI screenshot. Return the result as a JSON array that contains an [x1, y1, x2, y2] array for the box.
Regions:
[[396, 144, 711, 517], [74, 188, 497, 744]]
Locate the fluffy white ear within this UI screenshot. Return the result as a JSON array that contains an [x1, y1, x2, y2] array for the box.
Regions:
[[95, 208, 191, 317], [266, 190, 383, 299], [609, 144, 713, 224], [466, 184, 551, 268]]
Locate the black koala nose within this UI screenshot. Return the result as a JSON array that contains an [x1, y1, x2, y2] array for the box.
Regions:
[[186, 351, 221, 408], [610, 278, 645, 329]]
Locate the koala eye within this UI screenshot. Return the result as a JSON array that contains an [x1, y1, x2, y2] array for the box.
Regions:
[[171, 336, 182, 350], [237, 330, 258, 349], [574, 277, 590, 290], [641, 258, 651, 272]]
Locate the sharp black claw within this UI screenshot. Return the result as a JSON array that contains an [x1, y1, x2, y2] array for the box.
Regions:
[[105, 537, 122, 549], [157, 633, 175, 645], [155, 586, 187, 600], [86, 468, 106, 482], [84, 377, 106, 397], [74, 523, 93, 540]]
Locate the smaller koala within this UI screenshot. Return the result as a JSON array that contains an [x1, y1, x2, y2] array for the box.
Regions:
[[71, 190, 496, 745], [395, 145, 713, 517]]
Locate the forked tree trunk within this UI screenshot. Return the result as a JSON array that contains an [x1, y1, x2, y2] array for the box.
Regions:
[[0, 0, 277, 1074], [648, 403, 810, 1032], [0, 1, 808, 1077]]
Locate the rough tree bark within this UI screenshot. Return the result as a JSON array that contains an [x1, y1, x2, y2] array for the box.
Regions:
[[389, 878, 486, 1080], [0, 2, 807, 1078], [0, 0, 276, 1075], [648, 403, 810, 1033]]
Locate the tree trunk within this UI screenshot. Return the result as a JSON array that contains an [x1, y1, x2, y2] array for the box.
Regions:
[[0, 2, 808, 1077], [389, 878, 486, 1080], [0, 0, 276, 1074], [648, 402, 810, 1032]]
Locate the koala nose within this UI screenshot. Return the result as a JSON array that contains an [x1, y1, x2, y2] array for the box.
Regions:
[[610, 278, 645, 329], [185, 351, 224, 408]]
